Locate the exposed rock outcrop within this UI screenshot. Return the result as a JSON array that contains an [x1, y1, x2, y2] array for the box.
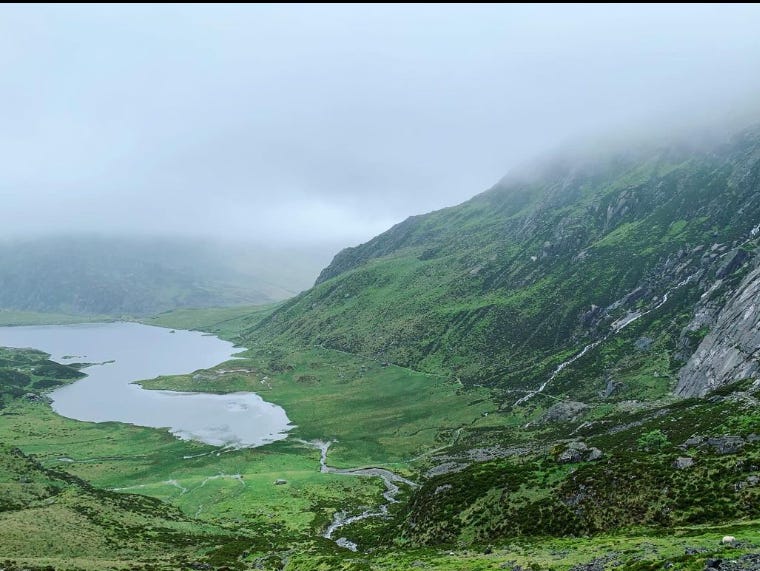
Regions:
[[676, 261, 760, 397], [706, 436, 745, 455], [673, 457, 694, 470], [704, 553, 760, 571], [601, 378, 624, 398], [537, 400, 589, 424], [679, 435, 747, 455], [425, 462, 468, 478], [557, 441, 603, 464], [716, 249, 750, 278]]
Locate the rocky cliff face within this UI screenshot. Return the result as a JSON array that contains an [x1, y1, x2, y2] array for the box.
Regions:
[[676, 258, 760, 397]]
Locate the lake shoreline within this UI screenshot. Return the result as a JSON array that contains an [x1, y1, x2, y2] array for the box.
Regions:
[[0, 321, 294, 448]]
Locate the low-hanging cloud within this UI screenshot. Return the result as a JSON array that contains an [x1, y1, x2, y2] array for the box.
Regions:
[[1, 4, 759, 246]]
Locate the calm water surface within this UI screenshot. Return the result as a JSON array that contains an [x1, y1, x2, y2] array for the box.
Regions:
[[0, 322, 293, 447]]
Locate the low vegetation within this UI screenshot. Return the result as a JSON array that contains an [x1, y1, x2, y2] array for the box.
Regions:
[[3, 128, 760, 568]]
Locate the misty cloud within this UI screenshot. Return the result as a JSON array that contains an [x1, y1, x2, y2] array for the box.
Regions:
[[1, 4, 759, 246]]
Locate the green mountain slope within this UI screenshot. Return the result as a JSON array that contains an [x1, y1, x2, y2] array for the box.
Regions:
[[400, 379, 760, 547], [229, 126, 760, 559], [249, 127, 760, 404]]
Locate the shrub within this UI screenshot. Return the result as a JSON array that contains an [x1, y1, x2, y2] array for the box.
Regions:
[[637, 429, 670, 451]]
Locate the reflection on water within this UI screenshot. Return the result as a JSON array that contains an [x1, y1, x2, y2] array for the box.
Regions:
[[0, 322, 293, 447]]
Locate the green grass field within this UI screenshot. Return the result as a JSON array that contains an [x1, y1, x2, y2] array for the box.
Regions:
[[2, 309, 760, 570], [0, 318, 502, 567], [140, 344, 497, 468]]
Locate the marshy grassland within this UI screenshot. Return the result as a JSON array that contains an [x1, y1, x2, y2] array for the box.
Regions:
[[1, 307, 760, 570]]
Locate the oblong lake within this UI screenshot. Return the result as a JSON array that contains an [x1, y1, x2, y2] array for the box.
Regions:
[[0, 322, 293, 448]]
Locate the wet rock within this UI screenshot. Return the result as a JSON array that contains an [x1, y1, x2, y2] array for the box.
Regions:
[[587, 447, 603, 461], [682, 436, 706, 448], [558, 448, 584, 464], [708, 554, 760, 571], [601, 379, 624, 398], [580, 304, 605, 327], [676, 262, 760, 397], [610, 310, 643, 331], [673, 457, 695, 469], [557, 442, 602, 463], [706, 436, 745, 455], [716, 249, 750, 278], [425, 462, 468, 478], [675, 302, 721, 362], [538, 401, 589, 424], [567, 441, 589, 451], [336, 537, 358, 552], [570, 554, 619, 571], [608, 286, 649, 312]]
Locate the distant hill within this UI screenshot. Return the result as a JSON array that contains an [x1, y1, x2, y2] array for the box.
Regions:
[[0, 236, 330, 316]]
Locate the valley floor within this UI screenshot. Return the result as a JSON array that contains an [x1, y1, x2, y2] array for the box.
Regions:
[[0, 307, 758, 569]]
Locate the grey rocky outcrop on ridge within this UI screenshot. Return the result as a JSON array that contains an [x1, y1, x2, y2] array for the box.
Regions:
[[676, 260, 760, 397], [557, 441, 603, 464], [679, 435, 749, 455]]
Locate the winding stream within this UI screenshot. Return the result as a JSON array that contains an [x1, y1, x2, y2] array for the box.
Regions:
[[301, 440, 418, 551], [515, 272, 700, 406]]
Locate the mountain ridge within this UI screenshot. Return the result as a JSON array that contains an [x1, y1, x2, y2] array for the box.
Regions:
[[248, 125, 760, 402]]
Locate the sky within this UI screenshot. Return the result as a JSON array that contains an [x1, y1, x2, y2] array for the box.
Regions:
[[1, 4, 760, 248]]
